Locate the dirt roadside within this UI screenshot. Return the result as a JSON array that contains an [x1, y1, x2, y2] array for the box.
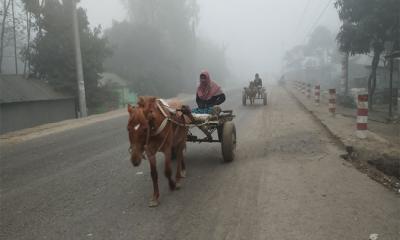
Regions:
[[0, 109, 128, 146], [286, 84, 400, 193]]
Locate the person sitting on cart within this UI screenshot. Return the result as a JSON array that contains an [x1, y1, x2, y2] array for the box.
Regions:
[[195, 70, 226, 113], [254, 73, 263, 97], [254, 73, 262, 87]]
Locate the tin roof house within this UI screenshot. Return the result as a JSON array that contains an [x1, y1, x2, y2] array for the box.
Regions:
[[0, 75, 76, 134]]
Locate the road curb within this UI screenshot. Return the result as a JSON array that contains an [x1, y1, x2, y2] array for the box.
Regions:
[[0, 109, 128, 145]]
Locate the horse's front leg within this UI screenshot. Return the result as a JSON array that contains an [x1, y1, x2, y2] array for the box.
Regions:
[[148, 155, 160, 207], [163, 148, 176, 191]]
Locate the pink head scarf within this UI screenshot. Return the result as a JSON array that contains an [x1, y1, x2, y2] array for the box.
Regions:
[[196, 71, 223, 100]]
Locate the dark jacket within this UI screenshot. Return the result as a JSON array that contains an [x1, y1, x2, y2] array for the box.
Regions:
[[196, 93, 226, 108], [254, 78, 262, 87]]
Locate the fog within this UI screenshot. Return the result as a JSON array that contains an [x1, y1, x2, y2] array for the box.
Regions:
[[81, 0, 340, 83]]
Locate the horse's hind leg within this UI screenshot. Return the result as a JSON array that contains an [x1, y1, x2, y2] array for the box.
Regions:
[[163, 149, 176, 191], [171, 147, 177, 160], [148, 155, 160, 207], [175, 144, 186, 189], [179, 144, 187, 178], [181, 156, 186, 178]]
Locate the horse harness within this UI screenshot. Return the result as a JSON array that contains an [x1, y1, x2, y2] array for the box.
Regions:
[[143, 99, 186, 153]]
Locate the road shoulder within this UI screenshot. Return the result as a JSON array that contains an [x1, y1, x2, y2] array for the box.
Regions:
[[286, 84, 400, 193]]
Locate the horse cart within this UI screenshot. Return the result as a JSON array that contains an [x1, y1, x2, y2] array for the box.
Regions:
[[186, 108, 237, 163], [127, 98, 237, 207], [242, 86, 267, 106]]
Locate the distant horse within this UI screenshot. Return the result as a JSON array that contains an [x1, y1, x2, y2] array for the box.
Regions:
[[245, 81, 258, 104], [127, 96, 189, 207]]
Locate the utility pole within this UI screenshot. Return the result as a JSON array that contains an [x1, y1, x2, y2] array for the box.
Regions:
[[341, 52, 349, 94], [72, 0, 87, 117], [341, 20, 351, 95], [388, 57, 393, 119], [11, 0, 18, 74]]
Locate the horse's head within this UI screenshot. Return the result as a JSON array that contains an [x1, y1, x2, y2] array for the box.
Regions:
[[127, 97, 157, 167]]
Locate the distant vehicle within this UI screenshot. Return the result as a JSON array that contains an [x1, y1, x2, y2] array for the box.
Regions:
[[242, 81, 267, 106]]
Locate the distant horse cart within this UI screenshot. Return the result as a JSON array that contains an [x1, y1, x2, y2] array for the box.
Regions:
[[242, 81, 267, 105]]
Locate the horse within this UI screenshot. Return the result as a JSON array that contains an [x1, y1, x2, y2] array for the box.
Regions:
[[127, 96, 189, 207], [245, 81, 258, 104]]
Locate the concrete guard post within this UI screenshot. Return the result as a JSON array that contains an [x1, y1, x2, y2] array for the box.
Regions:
[[356, 94, 368, 139], [315, 85, 320, 105], [329, 89, 336, 116], [307, 83, 311, 99]]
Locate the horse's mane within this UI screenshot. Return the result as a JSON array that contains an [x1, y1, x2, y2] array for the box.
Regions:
[[128, 96, 186, 129]]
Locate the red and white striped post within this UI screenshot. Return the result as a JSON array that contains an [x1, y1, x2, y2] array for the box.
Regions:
[[307, 83, 311, 99], [356, 94, 368, 139], [328, 89, 336, 116], [314, 85, 320, 105]]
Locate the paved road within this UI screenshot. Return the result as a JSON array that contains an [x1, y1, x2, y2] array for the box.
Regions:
[[1, 86, 399, 240]]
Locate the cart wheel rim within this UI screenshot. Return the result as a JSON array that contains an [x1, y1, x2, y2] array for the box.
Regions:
[[233, 132, 237, 150]]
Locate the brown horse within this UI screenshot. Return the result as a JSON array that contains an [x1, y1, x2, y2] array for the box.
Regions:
[[127, 96, 189, 207]]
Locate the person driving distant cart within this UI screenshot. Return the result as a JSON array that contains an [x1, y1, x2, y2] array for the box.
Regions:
[[254, 73, 263, 97], [254, 73, 262, 87]]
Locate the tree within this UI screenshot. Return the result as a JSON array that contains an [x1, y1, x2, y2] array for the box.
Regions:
[[11, 0, 18, 74], [24, 0, 114, 111], [285, 26, 339, 69], [308, 26, 335, 50], [0, 0, 12, 73], [284, 45, 306, 70], [1, 0, 35, 74], [335, 0, 400, 108], [105, 0, 229, 97]]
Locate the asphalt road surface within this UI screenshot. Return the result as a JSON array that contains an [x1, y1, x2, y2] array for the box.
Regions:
[[1, 86, 399, 240]]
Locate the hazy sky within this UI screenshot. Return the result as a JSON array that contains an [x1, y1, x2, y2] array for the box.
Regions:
[[80, 0, 340, 80]]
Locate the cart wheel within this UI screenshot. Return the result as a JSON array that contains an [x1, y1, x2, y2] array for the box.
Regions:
[[242, 92, 246, 106], [221, 121, 236, 163], [263, 93, 267, 105], [217, 126, 223, 141]]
